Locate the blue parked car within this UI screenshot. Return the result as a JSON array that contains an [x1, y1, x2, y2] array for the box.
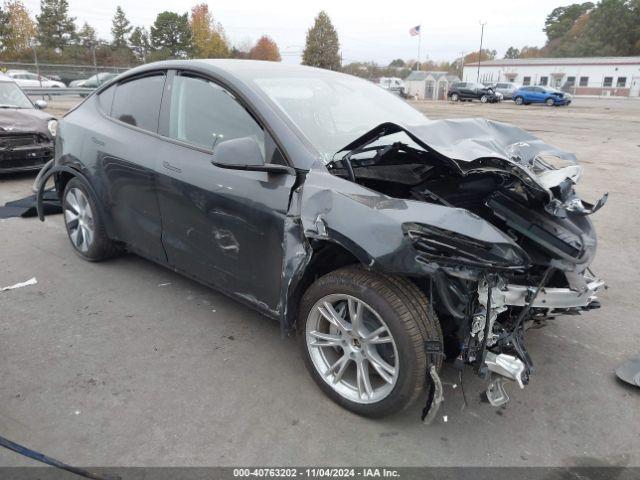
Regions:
[[513, 86, 572, 106]]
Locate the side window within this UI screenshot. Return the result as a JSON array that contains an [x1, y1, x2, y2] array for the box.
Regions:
[[111, 73, 165, 132], [168, 74, 265, 155]]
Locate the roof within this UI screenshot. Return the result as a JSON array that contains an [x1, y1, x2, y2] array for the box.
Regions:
[[0, 73, 15, 82], [405, 70, 460, 82], [464, 56, 640, 68]]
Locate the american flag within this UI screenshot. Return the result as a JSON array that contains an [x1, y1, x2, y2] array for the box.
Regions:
[[409, 25, 421, 36]]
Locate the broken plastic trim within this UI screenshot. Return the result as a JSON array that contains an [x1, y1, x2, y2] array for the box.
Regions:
[[404, 222, 530, 270]]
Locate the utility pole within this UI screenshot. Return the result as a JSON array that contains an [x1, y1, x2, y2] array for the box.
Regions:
[[477, 21, 487, 83], [459, 51, 465, 80], [91, 42, 99, 80], [30, 39, 42, 88]]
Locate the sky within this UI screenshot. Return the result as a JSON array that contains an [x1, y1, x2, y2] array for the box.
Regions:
[[21, 0, 579, 64]]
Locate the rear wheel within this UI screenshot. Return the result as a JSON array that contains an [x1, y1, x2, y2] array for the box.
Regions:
[[514, 96, 524, 105], [63, 178, 121, 261], [450, 93, 459, 102], [298, 267, 442, 417]]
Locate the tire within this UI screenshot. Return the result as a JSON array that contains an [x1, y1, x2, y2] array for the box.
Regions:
[[546, 98, 555, 106], [514, 96, 524, 105], [298, 266, 442, 418], [450, 93, 459, 102], [480, 95, 488, 103], [62, 177, 121, 262]]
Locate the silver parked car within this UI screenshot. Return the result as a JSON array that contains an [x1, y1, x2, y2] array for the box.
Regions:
[[491, 82, 521, 100]]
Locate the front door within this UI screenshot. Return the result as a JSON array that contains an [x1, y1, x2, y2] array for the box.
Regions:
[[155, 72, 296, 314]]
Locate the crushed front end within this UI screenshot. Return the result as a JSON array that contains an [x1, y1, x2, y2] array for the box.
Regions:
[[0, 131, 53, 173], [317, 119, 607, 411]]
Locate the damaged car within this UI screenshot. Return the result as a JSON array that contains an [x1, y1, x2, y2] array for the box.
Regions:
[[0, 73, 56, 173], [36, 60, 606, 419]]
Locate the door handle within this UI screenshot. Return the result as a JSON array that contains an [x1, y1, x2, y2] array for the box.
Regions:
[[162, 161, 182, 173]]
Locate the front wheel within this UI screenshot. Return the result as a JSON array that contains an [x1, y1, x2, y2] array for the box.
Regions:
[[480, 95, 488, 103], [450, 93, 459, 102], [546, 98, 555, 106], [514, 96, 524, 105], [298, 267, 442, 418]]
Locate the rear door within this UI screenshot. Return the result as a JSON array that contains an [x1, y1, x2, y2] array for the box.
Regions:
[[154, 71, 296, 314], [88, 72, 168, 262]]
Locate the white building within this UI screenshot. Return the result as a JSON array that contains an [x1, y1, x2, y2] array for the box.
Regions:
[[404, 71, 460, 100], [463, 57, 640, 97]]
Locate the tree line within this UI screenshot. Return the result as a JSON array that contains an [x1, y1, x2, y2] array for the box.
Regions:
[[0, 0, 285, 66], [504, 0, 640, 58], [0, 0, 637, 75]]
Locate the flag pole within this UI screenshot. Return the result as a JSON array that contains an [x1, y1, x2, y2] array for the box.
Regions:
[[417, 26, 422, 71]]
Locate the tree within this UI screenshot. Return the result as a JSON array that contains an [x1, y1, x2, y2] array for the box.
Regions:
[[36, 0, 75, 49], [504, 46, 520, 59], [150, 11, 192, 59], [249, 35, 281, 61], [2, 1, 36, 57], [388, 58, 405, 68], [302, 11, 341, 70], [190, 3, 228, 58], [77, 21, 97, 48], [111, 6, 132, 49], [544, 3, 594, 41], [130, 26, 150, 62], [464, 49, 496, 64], [0, 7, 8, 51], [519, 46, 544, 58]]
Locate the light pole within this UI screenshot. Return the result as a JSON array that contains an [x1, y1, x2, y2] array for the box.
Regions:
[[29, 38, 42, 88], [477, 21, 487, 83]]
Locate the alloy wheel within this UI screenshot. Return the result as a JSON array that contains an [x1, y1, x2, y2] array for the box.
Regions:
[[305, 294, 399, 404], [64, 187, 95, 253]]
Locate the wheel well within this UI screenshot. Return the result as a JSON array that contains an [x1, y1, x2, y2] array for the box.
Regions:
[[54, 171, 75, 198], [287, 240, 360, 330]]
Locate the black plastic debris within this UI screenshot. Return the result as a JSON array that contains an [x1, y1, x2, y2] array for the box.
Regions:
[[0, 188, 61, 219]]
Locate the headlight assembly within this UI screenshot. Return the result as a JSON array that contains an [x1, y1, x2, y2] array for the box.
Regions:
[[47, 119, 58, 137]]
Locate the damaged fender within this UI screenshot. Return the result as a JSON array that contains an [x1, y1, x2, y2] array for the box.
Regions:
[[298, 164, 528, 278]]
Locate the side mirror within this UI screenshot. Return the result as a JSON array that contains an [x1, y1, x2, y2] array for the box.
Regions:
[[211, 136, 294, 175], [34, 99, 47, 109], [213, 136, 265, 167]]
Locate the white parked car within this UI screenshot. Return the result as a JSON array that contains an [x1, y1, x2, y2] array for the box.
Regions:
[[378, 77, 405, 95], [6, 70, 66, 88]]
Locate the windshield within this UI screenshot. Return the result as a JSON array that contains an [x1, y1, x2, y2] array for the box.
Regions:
[[252, 73, 427, 160], [0, 82, 33, 109]]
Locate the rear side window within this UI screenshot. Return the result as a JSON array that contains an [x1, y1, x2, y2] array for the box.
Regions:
[[111, 73, 166, 132]]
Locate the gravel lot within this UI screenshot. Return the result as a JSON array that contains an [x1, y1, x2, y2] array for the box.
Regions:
[[1, 97, 639, 468]]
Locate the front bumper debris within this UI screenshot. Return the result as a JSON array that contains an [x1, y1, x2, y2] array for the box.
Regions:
[[495, 276, 604, 310]]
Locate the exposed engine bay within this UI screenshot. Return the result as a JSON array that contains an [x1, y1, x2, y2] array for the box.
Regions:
[[320, 119, 607, 411]]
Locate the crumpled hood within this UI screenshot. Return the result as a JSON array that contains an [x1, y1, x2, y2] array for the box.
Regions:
[[338, 119, 579, 200], [341, 119, 576, 165], [0, 108, 53, 136]]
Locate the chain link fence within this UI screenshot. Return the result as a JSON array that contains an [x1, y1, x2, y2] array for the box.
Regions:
[[0, 61, 131, 86]]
